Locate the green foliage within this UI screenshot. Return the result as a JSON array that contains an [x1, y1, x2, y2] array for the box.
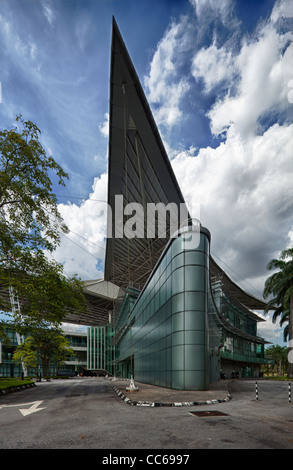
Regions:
[[264, 345, 288, 374], [7, 260, 87, 333], [264, 248, 293, 342], [0, 321, 11, 344], [13, 337, 39, 373], [13, 327, 75, 377], [264, 248, 293, 377], [0, 115, 68, 260], [0, 115, 88, 330]]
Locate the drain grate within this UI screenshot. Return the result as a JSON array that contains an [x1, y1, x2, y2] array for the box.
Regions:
[[189, 410, 228, 417]]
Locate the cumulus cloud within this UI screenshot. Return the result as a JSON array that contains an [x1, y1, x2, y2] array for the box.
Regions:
[[189, 0, 241, 38], [172, 123, 293, 284], [257, 310, 285, 345], [149, 0, 293, 305], [207, 26, 293, 138], [144, 16, 191, 129], [271, 0, 293, 23], [189, 0, 234, 22], [191, 43, 236, 93], [54, 173, 108, 280], [99, 112, 109, 138]]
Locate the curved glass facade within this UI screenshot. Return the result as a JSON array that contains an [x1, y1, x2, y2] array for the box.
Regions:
[[117, 227, 210, 390]]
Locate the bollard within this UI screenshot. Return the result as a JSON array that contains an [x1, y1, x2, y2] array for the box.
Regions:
[[255, 381, 258, 400], [289, 382, 291, 404]]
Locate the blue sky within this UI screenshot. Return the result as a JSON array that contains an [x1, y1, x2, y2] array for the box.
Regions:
[[0, 0, 292, 344]]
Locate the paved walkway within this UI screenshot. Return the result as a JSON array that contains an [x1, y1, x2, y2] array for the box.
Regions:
[[107, 377, 231, 407]]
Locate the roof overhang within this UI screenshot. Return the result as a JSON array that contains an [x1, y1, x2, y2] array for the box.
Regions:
[[104, 17, 187, 289], [209, 257, 269, 311], [64, 279, 121, 327]]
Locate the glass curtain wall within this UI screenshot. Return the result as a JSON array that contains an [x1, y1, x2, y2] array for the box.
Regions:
[[87, 325, 115, 375], [116, 227, 210, 390]]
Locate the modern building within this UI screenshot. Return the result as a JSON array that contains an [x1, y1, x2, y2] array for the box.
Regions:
[[72, 18, 271, 389], [0, 326, 24, 378], [87, 325, 115, 375], [0, 18, 271, 387], [61, 327, 87, 375], [0, 324, 87, 378]]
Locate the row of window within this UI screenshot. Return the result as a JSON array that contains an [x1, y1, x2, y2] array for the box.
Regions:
[[223, 335, 264, 358], [220, 296, 257, 336]]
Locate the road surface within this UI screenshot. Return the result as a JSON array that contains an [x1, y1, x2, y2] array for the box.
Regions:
[[0, 377, 292, 450]]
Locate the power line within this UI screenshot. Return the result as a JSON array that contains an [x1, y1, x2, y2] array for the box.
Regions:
[[61, 232, 103, 261], [211, 251, 263, 298], [67, 228, 105, 251], [56, 195, 107, 203], [38, 204, 106, 263]]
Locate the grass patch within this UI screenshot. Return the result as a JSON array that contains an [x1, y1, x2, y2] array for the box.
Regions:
[[0, 378, 35, 391], [263, 375, 292, 381]]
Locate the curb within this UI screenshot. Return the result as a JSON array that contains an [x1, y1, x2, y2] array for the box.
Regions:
[[110, 383, 232, 407], [0, 383, 36, 396]]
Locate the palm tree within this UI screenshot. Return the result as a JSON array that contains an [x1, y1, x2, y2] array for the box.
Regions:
[[263, 248, 293, 378]]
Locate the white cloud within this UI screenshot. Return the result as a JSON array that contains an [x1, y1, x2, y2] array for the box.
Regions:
[[172, 121, 293, 283], [189, 0, 233, 18], [42, 1, 55, 25], [192, 23, 293, 138], [258, 311, 287, 346], [288, 226, 293, 248], [189, 0, 239, 29], [152, 80, 190, 127], [0, 14, 37, 64], [271, 0, 293, 23], [144, 17, 191, 128], [54, 173, 108, 280], [99, 112, 109, 138], [191, 43, 236, 93]]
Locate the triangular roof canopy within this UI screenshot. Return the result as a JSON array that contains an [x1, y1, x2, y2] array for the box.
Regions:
[[104, 17, 186, 289]]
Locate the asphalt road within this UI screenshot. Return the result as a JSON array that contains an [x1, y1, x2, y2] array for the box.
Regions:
[[0, 377, 292, 452]]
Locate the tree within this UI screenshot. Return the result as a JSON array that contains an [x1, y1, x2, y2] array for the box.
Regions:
[[0, 321, 11, 345], [0, 115, 87, 329], [13, 326, 75, 377], [0, 115, 68, 259], [264, 345, 288, 376], [263, 248, 293, 378]]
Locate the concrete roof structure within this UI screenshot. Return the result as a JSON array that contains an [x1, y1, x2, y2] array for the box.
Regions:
[[64, 279, 122, 326]]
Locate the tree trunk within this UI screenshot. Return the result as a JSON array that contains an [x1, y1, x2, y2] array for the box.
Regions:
[[288, 294, 293, 378]]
